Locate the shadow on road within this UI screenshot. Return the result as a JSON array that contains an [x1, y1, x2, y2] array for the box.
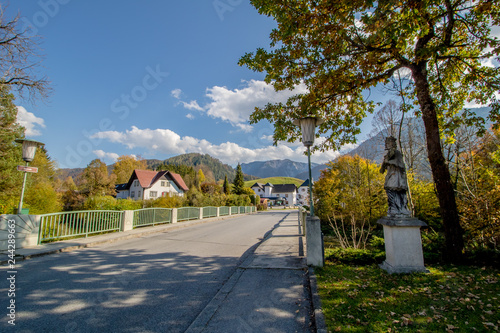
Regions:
[[2, 248, 239, 333]]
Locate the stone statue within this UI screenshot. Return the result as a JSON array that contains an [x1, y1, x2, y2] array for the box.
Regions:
[[380, 136, 411, 217]]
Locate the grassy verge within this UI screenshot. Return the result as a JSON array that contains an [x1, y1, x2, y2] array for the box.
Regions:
[[315, 259, 500, 332]]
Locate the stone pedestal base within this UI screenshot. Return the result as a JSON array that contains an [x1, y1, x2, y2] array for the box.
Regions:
[[0, 214, 41, 250], [378, 216, 429, 274], [306, 216, 324, 267]]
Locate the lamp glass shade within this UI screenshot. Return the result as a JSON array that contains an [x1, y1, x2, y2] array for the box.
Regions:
[[15, 139, 44, 162], [293, 117, 324, 147]]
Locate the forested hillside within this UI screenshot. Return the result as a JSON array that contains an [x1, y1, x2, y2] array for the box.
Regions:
[[155, 153, 237, 182]]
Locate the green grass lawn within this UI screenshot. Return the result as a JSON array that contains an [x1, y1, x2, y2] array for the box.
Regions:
[[244, 177, 304, 187], [315, 261, 500, 332]]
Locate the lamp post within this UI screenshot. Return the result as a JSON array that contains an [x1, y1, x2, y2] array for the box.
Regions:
[[15, 139, 44, 214], [293, 117, 324, 217]]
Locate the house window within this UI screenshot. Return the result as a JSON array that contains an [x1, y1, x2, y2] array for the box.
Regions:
[[285, 194, 289, 198], [150, 191, 157, 198], [131, 191, 135, 198], [138, 191, 141, 198], [162, 192, 167, 197], [161, 181, 166, 187], [133, 180, 139, 187]]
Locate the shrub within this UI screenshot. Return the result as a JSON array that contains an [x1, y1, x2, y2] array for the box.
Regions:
[[325, 247, 385, 265], [114, 198, 142, 211], [83, 195, 118, 210], [145, 195, 186, 208], [256, 203, 267, 211], [369, 235, 385, 251], [421, 229, 446, 263]]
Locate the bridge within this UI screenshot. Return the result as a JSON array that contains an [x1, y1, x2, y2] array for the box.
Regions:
[[0, 210, 326, 332]]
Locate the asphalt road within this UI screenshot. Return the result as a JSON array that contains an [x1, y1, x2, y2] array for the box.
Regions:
[[0, 211, 287, 333]]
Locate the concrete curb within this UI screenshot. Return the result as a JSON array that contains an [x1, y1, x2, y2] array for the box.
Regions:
[[308, 267, 328, 333], [0, 212, 257, 266]]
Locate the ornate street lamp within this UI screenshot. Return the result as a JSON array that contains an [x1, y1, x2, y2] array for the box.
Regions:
[[15, 139, 44, 214], [293, 117, 324, 217]]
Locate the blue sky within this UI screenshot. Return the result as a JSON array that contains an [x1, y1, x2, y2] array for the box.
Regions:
[[12, 1, 399, 168]]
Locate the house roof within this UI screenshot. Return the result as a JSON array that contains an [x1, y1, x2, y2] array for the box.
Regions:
[[168, 171, 189, 192], [115, 183, 128, 191], [300, 179, 311, 187], [125, 169, 189, 192], [251, 182, 264, 189], [273, 184, 297, 193], [134, 170, 158, 188]]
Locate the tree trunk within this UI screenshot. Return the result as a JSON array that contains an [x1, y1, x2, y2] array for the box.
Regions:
[[411, 63, 464, 262]]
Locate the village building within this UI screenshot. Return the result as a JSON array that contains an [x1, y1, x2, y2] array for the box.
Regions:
[[116, 169, 189, 200], [297, 179, 311, 206], [251, 182, 301, 206]]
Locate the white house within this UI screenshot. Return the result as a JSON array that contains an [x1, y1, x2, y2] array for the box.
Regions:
[[116, 169, 189, 200], [251, 182, 298, 206], [297, 179, 311, 206]]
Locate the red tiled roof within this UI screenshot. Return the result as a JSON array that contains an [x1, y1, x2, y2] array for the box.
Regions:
[[133, 169, 158, 188], [168, 171, 189, 192], [126, 169, 189, 192]]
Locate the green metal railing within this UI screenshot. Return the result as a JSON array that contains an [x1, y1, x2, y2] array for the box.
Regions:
[[133, 208, 172, 228], [202, 206, 217, 218], [39, 210, 123, 244], [36, 206, 255, 244], [177, 207, 200, 222], [219, 206, 230, 216]]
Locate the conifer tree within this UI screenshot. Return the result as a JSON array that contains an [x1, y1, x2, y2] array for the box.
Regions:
[[233, 163, 245, 195], [223, 175, 230, 194]]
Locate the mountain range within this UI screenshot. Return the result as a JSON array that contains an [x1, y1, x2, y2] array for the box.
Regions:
[[59, 107, 492, 183], [240, 159, 318, 179]]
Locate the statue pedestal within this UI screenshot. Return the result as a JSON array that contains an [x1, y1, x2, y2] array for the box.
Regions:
[[377, 216, 429, 274], [306, 216, 324, 267]]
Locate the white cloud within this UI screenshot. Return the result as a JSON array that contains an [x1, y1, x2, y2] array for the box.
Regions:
[[181, 100, 204, 111], [93, 150, 120, 162], [91, 126, 346, 166], [260, 134, 274, 142], [186, 113, 195, 120], [171, 89, 182, 99], [16, 106, 46, 136], [203, 80, 308, 131], [175, 80, 308, 132]]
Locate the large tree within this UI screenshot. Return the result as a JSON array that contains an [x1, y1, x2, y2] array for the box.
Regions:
[[24, 147, 62, 214], [0, 4, 50, 100], [81, 159, 116, 197], [240, 0, 500, 262], [112, 155, 147, 184], [0, 85, 23, 213]]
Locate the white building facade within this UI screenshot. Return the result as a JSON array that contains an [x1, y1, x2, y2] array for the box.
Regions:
[[251, 182, 298, 206], [116, 169, 189, 201]]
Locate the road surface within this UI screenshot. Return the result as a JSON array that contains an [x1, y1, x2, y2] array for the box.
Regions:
[[1, 211, 292, 333]]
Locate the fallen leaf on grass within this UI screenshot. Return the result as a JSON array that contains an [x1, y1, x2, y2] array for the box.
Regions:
[[483, 322, 497, 328]]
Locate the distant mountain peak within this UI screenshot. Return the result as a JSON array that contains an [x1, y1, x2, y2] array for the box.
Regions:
[[241, 159, 318, 179]]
